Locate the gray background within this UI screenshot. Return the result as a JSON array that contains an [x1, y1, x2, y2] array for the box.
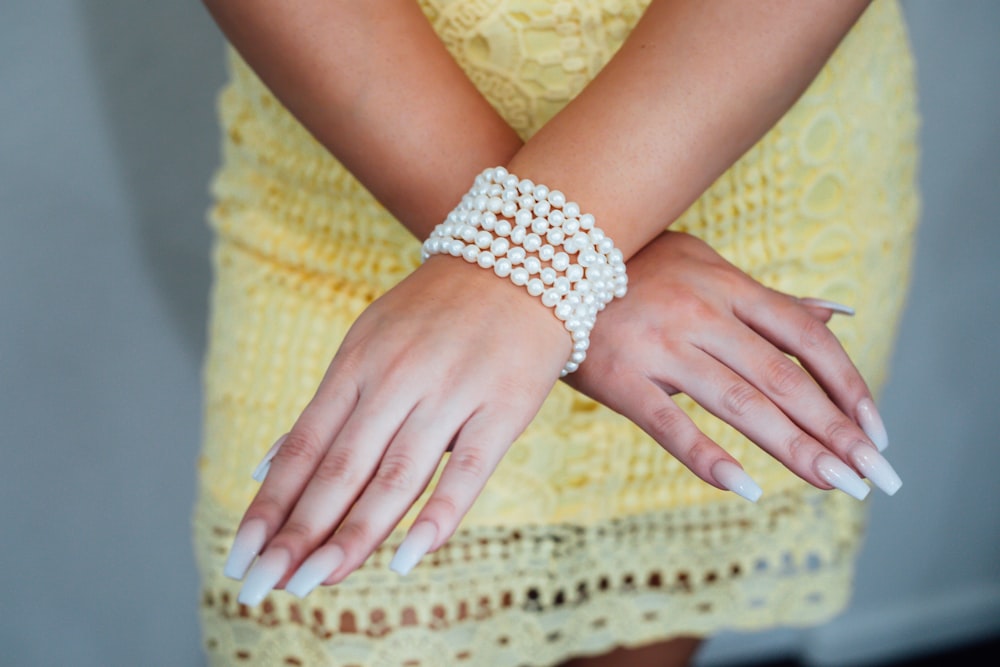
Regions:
[[1, 1, 997, 665]]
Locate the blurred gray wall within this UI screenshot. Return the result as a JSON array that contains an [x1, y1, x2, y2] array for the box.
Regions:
[[1, 1, 997, 666]]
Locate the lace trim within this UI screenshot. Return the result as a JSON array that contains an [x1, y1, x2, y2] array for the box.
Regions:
[[195, 486, 863, 666]]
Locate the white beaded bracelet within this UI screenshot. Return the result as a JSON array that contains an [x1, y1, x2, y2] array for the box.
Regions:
[[422, 166, 628, 376]]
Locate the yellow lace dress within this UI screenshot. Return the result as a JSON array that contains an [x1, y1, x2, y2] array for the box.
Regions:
[[193, 1, 919, 665]]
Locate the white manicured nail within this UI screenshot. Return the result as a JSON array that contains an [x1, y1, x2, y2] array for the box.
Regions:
[[286, 545, 345, 598], [223, 518, 267, 580], [857, 398, 888, 451], [711, 460, 763, 503], [850, 446, 902, 496], [389, 522, 437, 576], [798, 297, 856, 316], [817, 453, 871, 500], [252, 434, 288, 482], [238, 548, 289, 607]]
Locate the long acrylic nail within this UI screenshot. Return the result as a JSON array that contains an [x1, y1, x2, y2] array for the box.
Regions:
[[798, 297, 856, 317], [252, 434, 288, 482], [857, 398, 888, 452], [389, 522, 437, 576], [238, 548, 290, 607], [223, 518, 267, 580], [286, 544, 345, 598], [850, 446, 902, 496], [711, 460, 763, 503], [816, 453, 871, 500]]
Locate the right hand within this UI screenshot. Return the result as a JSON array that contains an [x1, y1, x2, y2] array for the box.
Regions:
[[564, 231, 900, 502]]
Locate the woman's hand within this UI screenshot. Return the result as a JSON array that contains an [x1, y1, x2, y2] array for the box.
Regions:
[[224, 256, 571, 606], [564, 231, 900, 503]]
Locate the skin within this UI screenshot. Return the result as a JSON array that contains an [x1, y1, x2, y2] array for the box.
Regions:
[[203, 1, 881, 664]]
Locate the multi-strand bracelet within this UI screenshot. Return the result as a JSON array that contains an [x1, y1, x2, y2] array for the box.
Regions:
[[422, 166, 628, 376]]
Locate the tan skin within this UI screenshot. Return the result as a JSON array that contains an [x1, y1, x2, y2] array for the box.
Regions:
[[202, 2, 884, 665]]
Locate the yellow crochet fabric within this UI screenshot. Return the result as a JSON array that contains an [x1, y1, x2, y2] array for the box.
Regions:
[[194, 1, 920, 665]]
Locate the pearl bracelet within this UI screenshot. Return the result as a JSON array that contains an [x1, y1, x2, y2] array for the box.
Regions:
[[422, 166, 628, 376]]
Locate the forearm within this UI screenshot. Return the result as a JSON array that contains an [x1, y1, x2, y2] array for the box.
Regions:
[[505, 0, 871, 259], [202, 0, 521, 238]]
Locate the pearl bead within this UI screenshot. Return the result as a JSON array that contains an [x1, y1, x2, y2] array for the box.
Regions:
[[562, 218, 580, 235], [510, 226, 526, 244], [494, 257, 512, 278], [474, 194, 488, 211], [524, 256, 542, 275], [481, 212, 497, 230], [531, 218, 549, 235], [579, 251, 598, 267], [533, 200, 551, 217], [459, 225, 476, 242], [546, 228, 565, 246], [447, 239, 463, 256], [540, 267, 557, 285], [579, 213, 595, 230], [576, 279, 592, 294], [494, 219, 512, 237], [588, 227, 606, 243], [566, 293, 582, 306], [502, 188, 518, 202], [488, 197, 503, 213], [538, 244, 555, 261], [475, 231, 493, 249], [503, 174, 519, 190], [563, 201, 580, 217], [566, 265, 584, 282], [515, 209, 533, 227], [517, 179, 534, 195], [554, 303, 573, 320], [494, 166, 509, 181], [563, 361, 579, 374], [501, 201, 518, 218], [519, 195, 535, 210], [523, 233, 542, 252], [477, 251, 495, 269], [510, 267, 529, 286], [548, 210, 565, 227], [542, 289, 561, 307], [573, 338, 590, 352], [598, 237, 615, 255], [570, 350, 586, 364], [572, 328, 589, 342], [554, 277, 571, 294], [526, 278, 545, 296], [548, 190, 566, 208], [488, 184, 502, 197], [533, 184, 550, 201], [491, 237, 510, 256], [507, 246, 526, 265], [614, 285, 628, 298], [552, 252, 570, 272], [462, 245, 479, 263], [609, 248, 624, 265]]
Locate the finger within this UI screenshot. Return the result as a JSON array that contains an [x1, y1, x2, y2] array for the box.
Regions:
[[700, 320, 901, 496], [670, 350, 872, 501], [223, 377, 359, 582], [613, 371, 763, 503], [236, 388, 416, 606], [737, 291, 889, 451], [386, 406, 520, 576], [284, 399, 469, 596]]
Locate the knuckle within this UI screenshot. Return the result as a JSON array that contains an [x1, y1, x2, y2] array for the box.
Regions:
[[312, 447, 362, 487], [721, 382, 760, 417], [422, 494, 462, 528], [671, 288, 716, 322], [335, 520, 372, 547], [450, 448, 489, 479], [763, 357, 805, 397], [276, 427, 325, 464], [783, 431, 815, 466], [279, 518, 315, 542], [684, 437, 717, 468], [372, 452, 419, 494], [824, 418, 858, 447], [799, 316, 832, 351], [646, 404, 686, 442]]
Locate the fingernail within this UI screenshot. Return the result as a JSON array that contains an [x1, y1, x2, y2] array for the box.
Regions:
[[238, 548, 289, 607], [816, 453, 871, 500], [252, 434, 288, 482], [798, 297, 856, 316], [224, 518, 267, 580], [389, 521, 437, 576], [286, 544, 345, 598], [857, 398, 888, 451], [711, 460, 763, 503], [850, 446, 902, 496]]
